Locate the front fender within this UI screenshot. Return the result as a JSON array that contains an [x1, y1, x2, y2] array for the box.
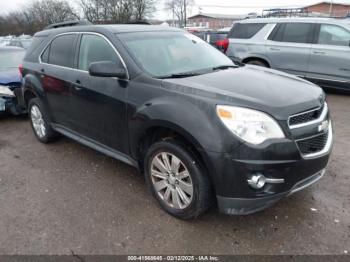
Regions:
[[128, 96, 237, 158]]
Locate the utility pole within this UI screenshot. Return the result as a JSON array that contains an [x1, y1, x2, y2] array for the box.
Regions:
[[184, 0, 187, 28], [329, 0, 333, 16]]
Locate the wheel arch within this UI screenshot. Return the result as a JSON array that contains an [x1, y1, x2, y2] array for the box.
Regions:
[[242, 56, 271, 67], [22, 74, 45, 107]]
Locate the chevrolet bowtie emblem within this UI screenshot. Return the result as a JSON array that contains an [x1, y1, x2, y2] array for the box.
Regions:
[[318, 120, 329, 133]]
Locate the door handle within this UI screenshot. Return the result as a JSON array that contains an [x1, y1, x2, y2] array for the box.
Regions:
[[313, 51, 325, 54], [270, 47, 280, 51], [74, 80, 84, 90]]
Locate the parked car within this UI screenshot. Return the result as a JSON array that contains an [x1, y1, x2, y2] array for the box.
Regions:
[[7, 38, 33, 50], [0, 47, 26, 115], [22, 22, 332, 219], [226, 18, 350, 91], [191, 30, 229, 50]]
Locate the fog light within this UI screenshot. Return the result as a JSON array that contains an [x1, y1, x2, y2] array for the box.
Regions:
[[248, 174, 266, 189]]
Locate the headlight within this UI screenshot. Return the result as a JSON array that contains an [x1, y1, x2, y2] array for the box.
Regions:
[[216, 105, 285, 145]]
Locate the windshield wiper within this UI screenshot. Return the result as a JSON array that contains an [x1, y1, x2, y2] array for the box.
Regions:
[[156, 72, 201, 79], [212, 65, 239, 71]]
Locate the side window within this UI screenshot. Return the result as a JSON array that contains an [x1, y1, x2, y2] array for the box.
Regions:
[[228, 23, 267, 39], [41, 45, 50, 63], [78, 34, 122, 71], [269, 23, 314, 44], [49, 34, 77, 68], [318, 24, 350, 46]]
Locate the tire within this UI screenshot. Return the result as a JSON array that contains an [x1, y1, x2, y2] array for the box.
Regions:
[[246, 60, 268, 67], [28, 98, 59, 143], [144, 139, 213, 220]]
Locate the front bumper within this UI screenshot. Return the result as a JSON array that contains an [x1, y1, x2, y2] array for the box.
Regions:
[[204, 120, 333, 215], [217, 169, 325, 215]]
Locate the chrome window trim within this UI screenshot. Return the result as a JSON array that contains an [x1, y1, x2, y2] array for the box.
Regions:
[[38, 31, 130, 80], [296, 120, 333, 159], [288, 102, 328, 129]]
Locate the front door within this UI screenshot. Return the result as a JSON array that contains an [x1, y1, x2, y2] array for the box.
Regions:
[[69, 33, 129, 154]]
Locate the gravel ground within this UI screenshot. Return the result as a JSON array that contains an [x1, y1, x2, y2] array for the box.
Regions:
[[0, 94, 349, 255]]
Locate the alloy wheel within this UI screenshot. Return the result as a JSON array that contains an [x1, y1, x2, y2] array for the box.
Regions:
[[30, 105, 46, 138], [150, 152, 194, 209]]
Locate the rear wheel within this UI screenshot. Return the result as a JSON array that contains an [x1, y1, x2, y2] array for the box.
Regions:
[[246, 59, 268, 67], [28, 98, 58, 143], [144, 139, 213, 219]]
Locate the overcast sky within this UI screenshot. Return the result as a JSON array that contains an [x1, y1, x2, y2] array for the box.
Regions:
[[1, 0, 350, 19]]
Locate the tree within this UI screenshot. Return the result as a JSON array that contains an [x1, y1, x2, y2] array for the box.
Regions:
[[0, 0, 78, 35], [165, 0, 194, 28], [79, 0, 156, 24]]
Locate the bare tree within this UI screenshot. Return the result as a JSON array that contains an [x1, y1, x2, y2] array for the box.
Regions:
[[0, 0, 78, 35], [79, 0, 156, 24], [133, 0, 156, 21], [165, 0, 193, 28]]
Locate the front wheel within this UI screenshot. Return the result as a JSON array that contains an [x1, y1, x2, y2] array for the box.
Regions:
[[144, 139, 213, 219]]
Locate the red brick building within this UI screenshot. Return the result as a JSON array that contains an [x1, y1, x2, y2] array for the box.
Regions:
[[187, 13, 246, 30], [303, 1, 350, 17]]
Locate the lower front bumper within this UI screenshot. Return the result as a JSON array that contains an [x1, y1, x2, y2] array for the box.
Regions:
[[217, 170, 325, 215]]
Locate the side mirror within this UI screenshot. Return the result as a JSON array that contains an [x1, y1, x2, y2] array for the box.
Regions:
[[89, 61, 128, 79]]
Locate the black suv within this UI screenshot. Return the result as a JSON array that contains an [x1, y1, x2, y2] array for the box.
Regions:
[[21, 23, 333, 219]]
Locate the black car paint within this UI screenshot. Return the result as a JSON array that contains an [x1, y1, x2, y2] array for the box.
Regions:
[[21, 25, 331, 215]]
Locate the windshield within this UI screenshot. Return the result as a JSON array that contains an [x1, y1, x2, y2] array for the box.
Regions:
[[119, 32, 234, 78], [0, 49, 25, 70]]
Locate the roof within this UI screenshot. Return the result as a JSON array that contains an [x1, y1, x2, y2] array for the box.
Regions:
[[303, 1, 350, 8], [238, 17, 350, 25], [36, 24, 183, 37], [187, 13, 246, 20]]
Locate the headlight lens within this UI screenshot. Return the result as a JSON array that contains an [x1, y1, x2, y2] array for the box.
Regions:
[[216, 105, 285, 145]]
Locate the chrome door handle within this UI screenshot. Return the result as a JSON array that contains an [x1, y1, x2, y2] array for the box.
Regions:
[[313, 51, 325, 54], [270, 47, 280, 51]]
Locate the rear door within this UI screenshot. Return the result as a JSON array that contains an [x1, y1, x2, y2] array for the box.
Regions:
[[307, 23, 350, 88], [39, 33, 79, 128], [265, 23, 315, 76], [68, 33, 129, 154]]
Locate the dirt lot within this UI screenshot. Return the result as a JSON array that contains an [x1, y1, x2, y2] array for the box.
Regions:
[[0, 94, 349, 255]]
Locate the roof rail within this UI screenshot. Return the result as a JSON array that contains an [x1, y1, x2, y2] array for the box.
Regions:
[[44, 20, 92, 30], [125, 21, 152, 25]]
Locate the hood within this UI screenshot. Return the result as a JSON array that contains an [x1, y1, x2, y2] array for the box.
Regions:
[[0, 68, 21, 86], [162, 65, 324, 120]]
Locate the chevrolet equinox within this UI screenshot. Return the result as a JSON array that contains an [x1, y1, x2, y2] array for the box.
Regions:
[[21, 23, 333, 219]]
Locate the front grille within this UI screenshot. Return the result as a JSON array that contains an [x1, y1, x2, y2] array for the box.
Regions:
[[289, 107, 323, 127], [297, 132, 329, 155]]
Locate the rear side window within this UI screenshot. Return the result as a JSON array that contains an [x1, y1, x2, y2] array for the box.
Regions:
[[228, 23, 266, 39], [317, 24, 350, 46], [269, 23, 314, 44], [78, 34, 122, 71], [47, 34, 78, 68]]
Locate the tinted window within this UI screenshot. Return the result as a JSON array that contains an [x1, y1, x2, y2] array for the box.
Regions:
[[269, 23, 314, 44], [78, 34, 121, 71], [49, 34, 77, 68], [228, 23, 266, 39], [318, 24, 350, 46]]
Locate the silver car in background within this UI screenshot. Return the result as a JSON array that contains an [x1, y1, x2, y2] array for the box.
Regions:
[[226, 18, 350, 91]]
